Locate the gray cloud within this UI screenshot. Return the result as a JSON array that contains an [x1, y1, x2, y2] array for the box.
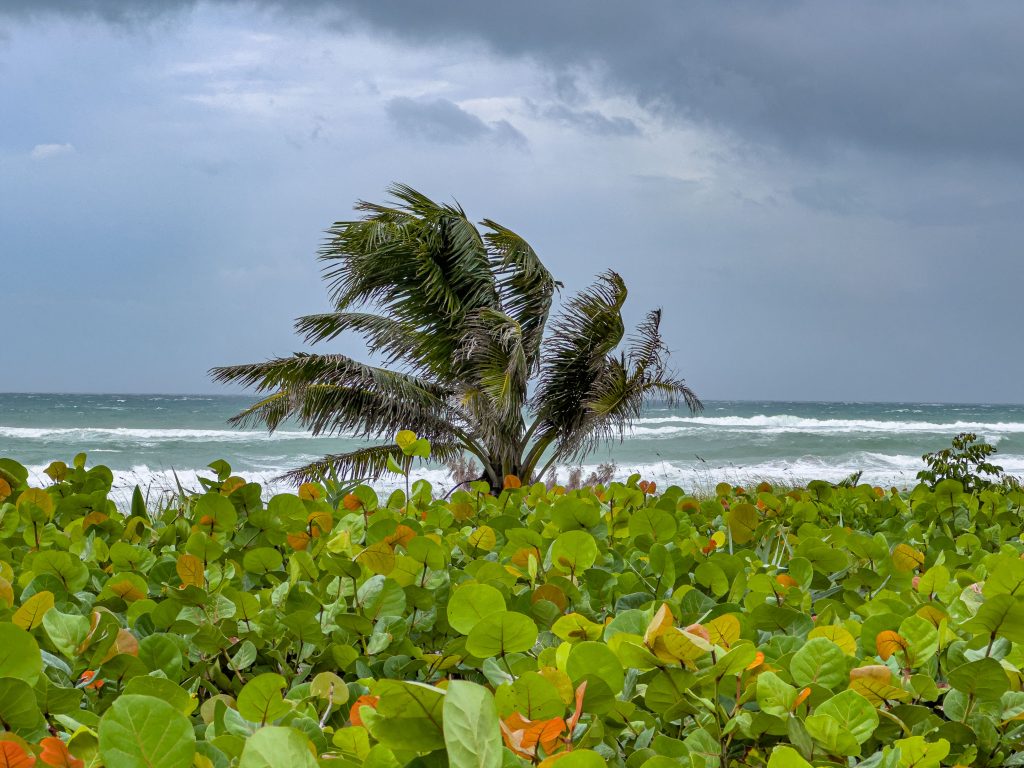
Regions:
[[8, 1, 1024, 162], [386, 97, 527, 148], [531, 102, 640, 137]]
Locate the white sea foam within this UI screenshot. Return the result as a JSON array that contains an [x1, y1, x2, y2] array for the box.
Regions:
[[0, 426, 327, 442], [24, 452, 1024, 506], [632, 414, 1024, 434]]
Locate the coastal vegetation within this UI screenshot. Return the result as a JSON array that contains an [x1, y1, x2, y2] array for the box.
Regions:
[[211, 184, 701, 492], [1, 435, 1024, 767]]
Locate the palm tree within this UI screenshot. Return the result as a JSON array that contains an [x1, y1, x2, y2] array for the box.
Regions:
[[211, 184, 701, 491]]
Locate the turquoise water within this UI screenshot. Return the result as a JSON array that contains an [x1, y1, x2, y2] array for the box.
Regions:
[[1, 393, 1022, 499]]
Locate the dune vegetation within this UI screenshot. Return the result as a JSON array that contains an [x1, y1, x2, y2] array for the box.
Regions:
[[0, 431, 1023, 767]]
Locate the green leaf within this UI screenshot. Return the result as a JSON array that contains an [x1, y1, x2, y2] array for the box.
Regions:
[[0, 677, 46, 735], [466, 611, 538, 657], [367, 680, 446, 752], [495, 672, 564, 720], [237, 673, 292, 725], [964, 594, 1024, 643], [566, 640, 625, 694], [0, 623, 42, 683], [790, 637, 847, 690], [42, 609, 90, 658], [238, 726, 318, 768], [894, 736, 950, 768], [767, 746, 813, 768], [447, 583, 506, 635], [98, 694, 196, 768], [442, 681, 501, 768], [550, 530, 599, 572], [727, 503, 759, 544], [123, 676, 196, 715], [813, 689, 879, 744], [947, 658, 1009, 701], [756, 671, 797, 717]]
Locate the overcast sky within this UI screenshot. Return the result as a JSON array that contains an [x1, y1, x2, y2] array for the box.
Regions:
[[3, 2, 1023, 403]]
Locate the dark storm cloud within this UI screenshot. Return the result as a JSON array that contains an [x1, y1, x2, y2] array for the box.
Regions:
[[385, 97, 527, 147], [8, 1, 1024, 162], [529, 102, 640, 137]]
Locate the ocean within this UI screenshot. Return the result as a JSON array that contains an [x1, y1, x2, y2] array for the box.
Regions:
[[2, 393, 1023, 502]]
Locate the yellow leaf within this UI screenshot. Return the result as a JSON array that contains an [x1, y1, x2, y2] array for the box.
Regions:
[[14, 589, 55, 630], [395, 430, 417, 450], [106, 577, 147, 602], [644, 603, 674, 647], [656, 627, 713, 662], [468, 526, 497, 551], [176, 554, 205, 588], [892, 543, 925, 573], [0, 577, 13, 608], [17, 487, 54, 518], [808, 624, 857, 655], [356, 541, 396, 575], [220, 476, 246, 496], [706, 613, 741, 649]]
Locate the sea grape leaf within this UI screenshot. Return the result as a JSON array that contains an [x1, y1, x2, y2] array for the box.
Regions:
[[727, 503, 759, 544], [550, 531, 599, 572], [237, 726, 318, 768], [947, 658, 1009, 701], [964, 594, 1024, 644], [466, 611, 538, 657], [0, 623, 43, 683], [13, 589, 55, 630], [495, 672, 564, 720], [366, 680, 446, 752], [767, 745, 813, 768], [98, 694, 196, 768], [442, 681, 501, 768], [237, 673, 292, 725], [447, 583, 506, 635], [0, 677, 46, 735], [812, 689, 878, 744], [566, 641, 624, 694], [790, 637, 847, 689]]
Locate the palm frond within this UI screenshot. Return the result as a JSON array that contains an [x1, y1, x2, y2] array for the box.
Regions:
[[280, 441, 465, 484], [482, 220, 559, 368]]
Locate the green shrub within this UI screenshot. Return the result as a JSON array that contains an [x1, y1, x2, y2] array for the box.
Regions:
[[0, 453, 1024, 766]]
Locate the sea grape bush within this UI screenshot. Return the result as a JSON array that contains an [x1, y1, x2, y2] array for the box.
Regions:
[[1, 454, 1024, 767]]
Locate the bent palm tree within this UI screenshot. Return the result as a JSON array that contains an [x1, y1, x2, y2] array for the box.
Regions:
[[211, 184, 701, 490]]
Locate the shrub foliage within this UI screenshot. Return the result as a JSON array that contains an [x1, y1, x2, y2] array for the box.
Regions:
[[1, 452, 1024, 767]]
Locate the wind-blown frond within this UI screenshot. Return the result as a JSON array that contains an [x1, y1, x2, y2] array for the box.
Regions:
[[483, 220, 560, 369], [280, 441, 465, 484]]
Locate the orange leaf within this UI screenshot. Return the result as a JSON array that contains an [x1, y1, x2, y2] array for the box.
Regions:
[[776, 574, 799, 589], [875, 630, 908, 661], [384, 524, 416, 550], [503, 475, 522, 490], [532, 584, 568, 612], [38, 738, 83, 768], [792, 687, 811, 710], [307, 510, 333, 538], [746, 651, 765, 671], [0, 478, 10, 502], [286, 532, 311, 551], [0, 742, 35, 768], [566, 681, 587, 732], [349, 694, 379, 727], [342, 493, 362, 511], [683, 623, 710, 642], [298, 483, 322, 501]]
